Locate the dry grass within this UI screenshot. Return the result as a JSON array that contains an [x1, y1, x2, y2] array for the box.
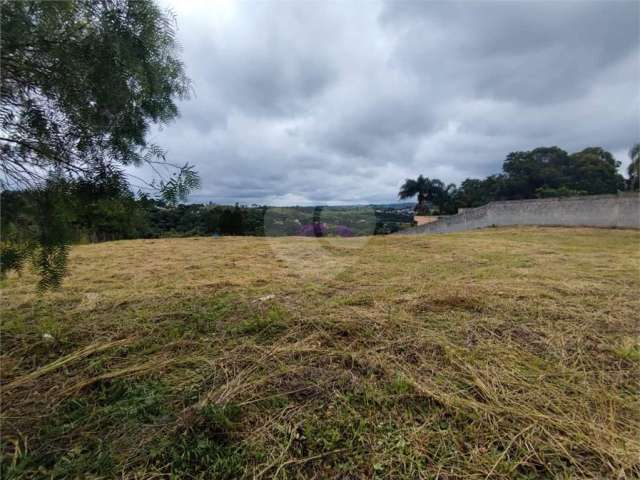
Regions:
[[1, 227, 639, 479]]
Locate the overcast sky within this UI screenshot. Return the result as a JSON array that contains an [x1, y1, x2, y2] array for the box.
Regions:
[[144, 0, 639, 206]]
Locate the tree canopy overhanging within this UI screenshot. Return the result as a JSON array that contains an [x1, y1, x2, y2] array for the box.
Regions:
[[1, 0, 191, 186], [0, 0, 198, 288]]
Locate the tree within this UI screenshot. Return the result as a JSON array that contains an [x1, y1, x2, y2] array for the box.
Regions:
[[454, 175, 507, 208], [0, 0, 198, 287], [502, 147, 570, 198], [0, 169, 156, 286], [566, 147, 624, 194], [502, 146, 623, 196], [399, 176, 451, 214], [1, 0, 191, 185], [0, 177, 74, 289], [432, 182, 458, 214], [628, 143, 640, 191], [220, 205, 244, 235], [455, 145, 626, 210], [70, 168, 150, 241]]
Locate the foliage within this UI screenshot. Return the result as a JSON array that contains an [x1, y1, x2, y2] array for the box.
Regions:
[[299, 222, 327, 237], [398, 175, 456, 214], [628, 143, 640, 191], [219, 204, 245, 235], [408, 145, 631, 214], [0, 171, 152, 288], [70, 168, 151, 242], [1, 0, 190, 186], [535, 186, 587, 198], [1, 178, 72, 289], [454, 175, 506, 208], [130, 202, 410, 238], [153, 404, 247, 478], [1, 192, 415, 256], [155, 164, 201, 207], [567, 147, 624, 194], [0, 0, 196, 287], [453, 145, 627, 210]]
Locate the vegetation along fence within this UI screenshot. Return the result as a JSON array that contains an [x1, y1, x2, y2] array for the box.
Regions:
[[397, 193, 640, 235]]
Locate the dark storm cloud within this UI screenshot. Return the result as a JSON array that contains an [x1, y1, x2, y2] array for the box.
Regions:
[[145, 0, 639, 205]]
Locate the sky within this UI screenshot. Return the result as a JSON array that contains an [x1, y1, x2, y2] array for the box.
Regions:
[[144, 0, 640, 206]]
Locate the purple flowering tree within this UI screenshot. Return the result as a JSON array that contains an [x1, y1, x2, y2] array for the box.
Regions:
[[334, 225, 354, 237], [299, 222, 327, 237]]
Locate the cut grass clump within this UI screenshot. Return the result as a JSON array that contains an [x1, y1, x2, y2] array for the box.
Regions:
[[1, 227, 639, 478], [1, 437, 117, 480], [152, 405, 248, 479], [338, 292, 376, 307], [232, 304, 289, 341], [386, 373, 415, 395], [1, 379, 171, 479], [414, 294, 485, 314], [613, 338, 640, 363]]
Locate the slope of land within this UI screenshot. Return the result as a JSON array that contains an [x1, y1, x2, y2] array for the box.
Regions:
[[1, 227, 639, 478]]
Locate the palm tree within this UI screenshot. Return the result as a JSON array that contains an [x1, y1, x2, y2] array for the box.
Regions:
[[399, 175, 452, 214], [628, 143, 640, 191], [433, 183, 458, 214]]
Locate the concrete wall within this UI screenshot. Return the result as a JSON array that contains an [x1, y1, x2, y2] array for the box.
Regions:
[[397, 193, 640, 235]]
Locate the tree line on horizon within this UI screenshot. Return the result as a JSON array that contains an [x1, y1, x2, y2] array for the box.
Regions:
[[1, 183, 413, 247], [400, 145, 640, 215]]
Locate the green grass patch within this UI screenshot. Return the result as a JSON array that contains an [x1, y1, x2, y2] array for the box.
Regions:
[[231, 304, 289, 341]]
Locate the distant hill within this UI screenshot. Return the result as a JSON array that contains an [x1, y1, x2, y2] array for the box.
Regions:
[[369, 201, 415, 209], [188, 197, 416, 210]]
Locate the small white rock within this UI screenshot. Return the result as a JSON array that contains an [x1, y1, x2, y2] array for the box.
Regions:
[[42, 333, 55, 341]]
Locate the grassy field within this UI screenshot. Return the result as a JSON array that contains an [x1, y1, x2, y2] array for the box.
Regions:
[[1, 227, 639, 479]]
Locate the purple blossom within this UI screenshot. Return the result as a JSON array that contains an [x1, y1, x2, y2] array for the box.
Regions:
[[299, 222, 327, 237], [334, 225, 354, 237]]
